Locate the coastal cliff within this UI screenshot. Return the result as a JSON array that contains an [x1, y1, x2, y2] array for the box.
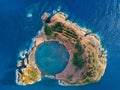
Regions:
[[16, 12, 106, 85]]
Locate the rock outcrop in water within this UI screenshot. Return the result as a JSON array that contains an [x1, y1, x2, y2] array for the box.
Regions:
[[16, 12, 106, 85]]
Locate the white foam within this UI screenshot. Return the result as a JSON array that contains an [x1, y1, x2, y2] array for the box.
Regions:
[[53, 10, 57, 14], [27, 30, 40, 54], [27, 13, 32, 18], [57, 6, 61, 11], [19, 50, 27, 59], [17, 60, 22, 63], [15, 69, 27, 86], [27, 40, 35, 54]]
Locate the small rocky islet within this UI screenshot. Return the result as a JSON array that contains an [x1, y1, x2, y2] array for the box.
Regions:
[[16, 12, 106, 85]]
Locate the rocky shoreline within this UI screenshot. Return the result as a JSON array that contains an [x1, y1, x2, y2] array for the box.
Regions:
[[16, 12, 106, 85]]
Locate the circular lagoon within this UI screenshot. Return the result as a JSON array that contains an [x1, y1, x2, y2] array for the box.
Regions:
[[35, 41, 70, 75]]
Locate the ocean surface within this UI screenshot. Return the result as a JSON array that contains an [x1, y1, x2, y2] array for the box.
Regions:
[[0, 0, 120, 90]]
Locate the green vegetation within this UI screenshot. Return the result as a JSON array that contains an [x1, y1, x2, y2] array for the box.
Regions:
[[52, 22, 64, 33], [22, 66, 39, 84], [45, 22, 78, 40], [73, 42, 85, 69], [28, 68, 38, 78], [83, 78, 91, 83], [54, 33, 58, 38], [64, 30, 78, 39], [63, 33, 69, 38], [75, 42, 84, 54], [88, 53, 95, 64], [86, 71, 92, 77], [44, 24, 52, 36]]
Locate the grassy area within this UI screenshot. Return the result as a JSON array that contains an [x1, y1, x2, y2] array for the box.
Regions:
[[22, 66, 39, 84], [73, 42, 85, 69]]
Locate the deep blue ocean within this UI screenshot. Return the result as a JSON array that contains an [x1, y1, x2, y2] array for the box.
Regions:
[[0, 0, 120, 90]]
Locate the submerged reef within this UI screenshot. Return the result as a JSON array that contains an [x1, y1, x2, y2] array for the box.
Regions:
[[16, 12, 106, 85]]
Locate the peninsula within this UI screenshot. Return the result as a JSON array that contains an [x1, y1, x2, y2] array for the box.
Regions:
[[16, 12, 106, 85]]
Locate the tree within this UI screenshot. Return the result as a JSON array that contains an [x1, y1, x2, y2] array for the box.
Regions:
[[44, 24, 52, 36], [73, 42, 85, 69]]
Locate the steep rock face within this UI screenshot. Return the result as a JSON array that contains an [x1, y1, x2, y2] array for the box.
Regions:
[[41, 13, 50, 22]]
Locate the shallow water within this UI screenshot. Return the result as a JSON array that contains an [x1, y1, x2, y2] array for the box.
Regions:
[[35, 41, 69, 75]]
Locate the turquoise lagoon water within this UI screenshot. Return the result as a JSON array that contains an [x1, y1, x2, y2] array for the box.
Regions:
[[35, 41, 69, 75]]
